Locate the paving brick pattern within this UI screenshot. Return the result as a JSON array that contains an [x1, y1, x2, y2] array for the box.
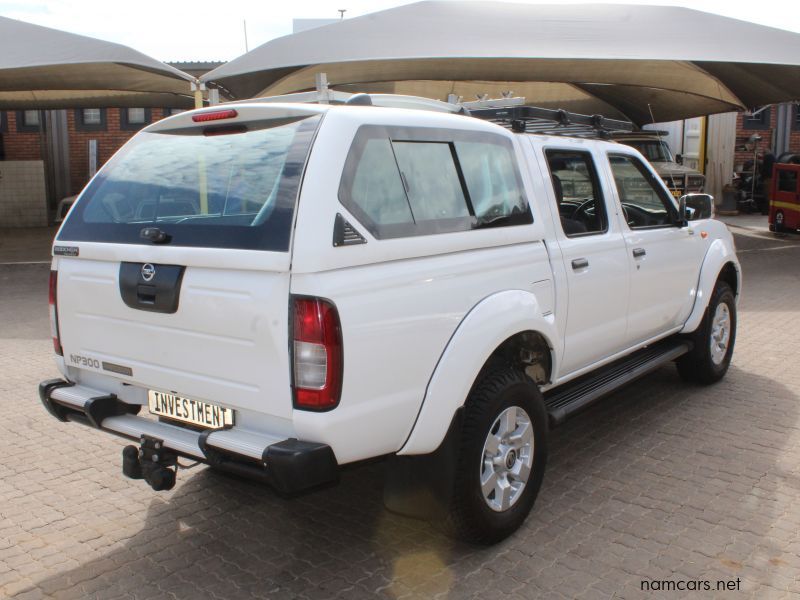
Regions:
[[1, 229, 799, 599]]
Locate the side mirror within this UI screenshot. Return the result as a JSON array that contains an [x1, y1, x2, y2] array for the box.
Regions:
[[675, 153, 683, 165], [678, 193, 714, 225]]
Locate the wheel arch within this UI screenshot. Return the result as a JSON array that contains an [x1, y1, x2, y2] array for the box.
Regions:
[[398, 289, 559, 456], [473, 330, 553, 391], [681, 237, 741, 334], [717, 261, 739, 297]]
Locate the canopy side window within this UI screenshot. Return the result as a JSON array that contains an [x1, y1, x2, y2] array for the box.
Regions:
[[338, 125, 532, 239]]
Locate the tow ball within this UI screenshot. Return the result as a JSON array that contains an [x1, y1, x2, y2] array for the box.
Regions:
[[122, 435, 177, 491]]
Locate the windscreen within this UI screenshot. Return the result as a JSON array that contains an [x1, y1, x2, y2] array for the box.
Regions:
[[625, 140, 673, 163], [58, 114, 321, 251]]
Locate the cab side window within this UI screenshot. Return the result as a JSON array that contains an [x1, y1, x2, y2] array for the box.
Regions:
[[545, 149, 608, 236], [608, 154, 677, 228]]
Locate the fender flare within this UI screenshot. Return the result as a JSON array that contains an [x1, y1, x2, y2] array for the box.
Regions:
[[398, 289, 559, 455], [681, 238, 740, 334]]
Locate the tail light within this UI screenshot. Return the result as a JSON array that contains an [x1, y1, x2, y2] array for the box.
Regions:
[[49, 270, 63, 356], [292, 297, 343, 411]]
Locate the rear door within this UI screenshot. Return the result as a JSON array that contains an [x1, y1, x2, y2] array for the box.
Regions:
[[54, 108, 322, 420], [540, 145, 630, 376]]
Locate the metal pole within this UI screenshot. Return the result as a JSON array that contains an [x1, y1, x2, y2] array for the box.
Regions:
[[193, 80, 203, 109], [191, 79, 208, 213]]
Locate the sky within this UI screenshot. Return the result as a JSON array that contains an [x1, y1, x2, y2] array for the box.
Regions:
[[1, 0, 799, 63]]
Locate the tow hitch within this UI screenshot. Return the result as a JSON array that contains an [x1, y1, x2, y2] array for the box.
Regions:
[[122, 435, 177, 491]]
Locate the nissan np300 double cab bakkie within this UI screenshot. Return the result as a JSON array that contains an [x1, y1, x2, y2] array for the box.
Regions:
[[40, 95, 740, 544]]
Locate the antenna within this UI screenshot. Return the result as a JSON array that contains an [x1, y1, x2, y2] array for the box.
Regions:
[[338, 9, 347, 19], [243, 19, 249, 52], [648, 103, 678, 194]]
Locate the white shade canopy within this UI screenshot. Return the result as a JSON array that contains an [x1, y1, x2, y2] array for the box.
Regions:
[[0, 16, 195, 109], [203, 1, 800, 125]]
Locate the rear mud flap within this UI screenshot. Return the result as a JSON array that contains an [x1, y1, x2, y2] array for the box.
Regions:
[[383, 408, 463, 520]]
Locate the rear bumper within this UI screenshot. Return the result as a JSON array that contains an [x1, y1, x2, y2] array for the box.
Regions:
[[38, 378, 339, 494]]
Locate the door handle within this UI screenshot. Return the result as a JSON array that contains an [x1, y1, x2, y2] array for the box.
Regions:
[[632, 248, 646, 258], [571, 258, 589, 270]]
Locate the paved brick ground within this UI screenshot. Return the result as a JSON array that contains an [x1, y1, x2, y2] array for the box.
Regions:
[[1, 228, 799, 600]]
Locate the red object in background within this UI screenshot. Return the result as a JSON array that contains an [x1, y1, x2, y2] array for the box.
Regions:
[[769, 163, 800, 233]]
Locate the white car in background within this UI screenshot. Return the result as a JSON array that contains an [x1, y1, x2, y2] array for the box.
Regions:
[[612, 131, 705, 199]]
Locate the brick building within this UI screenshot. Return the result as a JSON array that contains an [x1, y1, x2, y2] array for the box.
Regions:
[[0, 61, 222, 227], [1, 107, 180, 195], [734, 104, 800, 170]]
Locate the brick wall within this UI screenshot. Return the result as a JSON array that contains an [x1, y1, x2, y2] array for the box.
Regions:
[[734, 107, 800, 171], [1, 112, 44, 162], [66, 108, 172, 195], [0, 108, 174, 198]]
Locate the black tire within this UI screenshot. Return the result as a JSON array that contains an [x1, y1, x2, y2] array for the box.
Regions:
[[677, 281, 736, 385], [445, 368, 548, 544]]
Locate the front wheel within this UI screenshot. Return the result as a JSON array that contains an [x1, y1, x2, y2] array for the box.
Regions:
[[445, 368, 548, 544], [677, 281, 737, 384]]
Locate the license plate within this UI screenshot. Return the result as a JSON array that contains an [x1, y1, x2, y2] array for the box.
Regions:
[[148, 390, 234, 429], [671, 189, 682, 198]]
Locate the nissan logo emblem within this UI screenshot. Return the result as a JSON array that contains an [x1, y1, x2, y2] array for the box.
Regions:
[[141, 263, 156, 282]]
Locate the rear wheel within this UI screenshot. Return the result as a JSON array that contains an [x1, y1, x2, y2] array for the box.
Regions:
[[677, 281, 736, 384], [445, 368, 547, 544]]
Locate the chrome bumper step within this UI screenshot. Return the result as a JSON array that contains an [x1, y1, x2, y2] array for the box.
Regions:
[[38, 379, 338, 494]]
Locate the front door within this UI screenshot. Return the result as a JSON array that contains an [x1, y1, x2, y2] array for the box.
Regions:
[[606, 152, 704, 346]]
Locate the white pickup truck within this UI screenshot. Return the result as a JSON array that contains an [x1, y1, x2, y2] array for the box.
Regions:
[[40, 96, 740, 544]]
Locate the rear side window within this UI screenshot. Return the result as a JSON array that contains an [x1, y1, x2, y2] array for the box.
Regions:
[[58, 115, 321, 251], [339, 125, 531, 239], [545, 149, 608, 237]]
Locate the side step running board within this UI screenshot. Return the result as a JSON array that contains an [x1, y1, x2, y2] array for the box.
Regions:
[[544, 338, 692, 426]]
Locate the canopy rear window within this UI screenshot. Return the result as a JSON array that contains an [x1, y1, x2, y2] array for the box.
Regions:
[[58, 114, 321, 251]]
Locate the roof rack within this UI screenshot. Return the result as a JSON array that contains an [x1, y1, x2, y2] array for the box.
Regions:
[[222, 73, 634, 139], [468, 104, 635, 138], [607, 129, 669, 138]]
